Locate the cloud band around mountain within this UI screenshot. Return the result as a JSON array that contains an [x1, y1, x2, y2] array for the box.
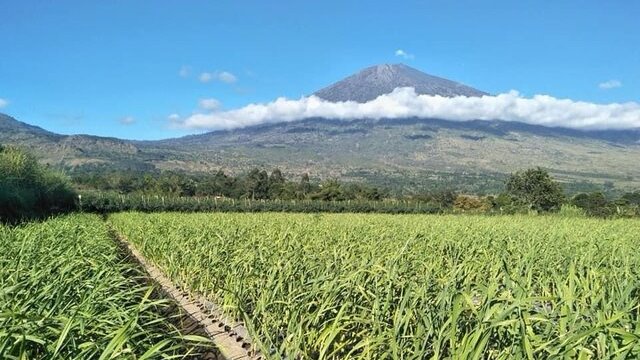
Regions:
[[179, 87, 640, 131]]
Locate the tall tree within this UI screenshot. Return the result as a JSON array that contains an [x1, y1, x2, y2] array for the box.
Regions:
[[506, 167, 565, 212], [298, 173, 311, 199], [245, 168, 269, 199], [268, 168, 286, 199]]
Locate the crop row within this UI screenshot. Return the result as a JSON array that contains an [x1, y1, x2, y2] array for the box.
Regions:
[[0, 214, 211, 359], [110, 212, 640, 359], [79, 192, 445, 215]]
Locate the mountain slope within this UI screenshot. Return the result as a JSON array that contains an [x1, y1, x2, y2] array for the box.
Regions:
[[313, 64, 488, 102], [1, 63, 639, 193], [3, 111, 639, 192], [0, 114, 154, 170], [156, 117, 640, 190], [0, 113, 62, 141]]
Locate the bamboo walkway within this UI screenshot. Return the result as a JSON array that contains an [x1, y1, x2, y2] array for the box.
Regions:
[[112, 229, 262, 360]]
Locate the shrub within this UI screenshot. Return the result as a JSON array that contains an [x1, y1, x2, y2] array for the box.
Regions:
[[453, 194, 491, 213], [571, 192, 615, 218], [0, 145, 76, 222]]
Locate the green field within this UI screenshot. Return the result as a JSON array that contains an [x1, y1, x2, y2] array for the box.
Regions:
[[109, 212, 640, 359], [0, 214, 210, 359]]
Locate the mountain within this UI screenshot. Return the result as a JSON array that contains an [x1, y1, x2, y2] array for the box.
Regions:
[[313, 64, 488, 102], [0, 113, 154, 170], [154, 117, 640, 192], [0, 113, 61, 140], [1, 64, 639, 193]]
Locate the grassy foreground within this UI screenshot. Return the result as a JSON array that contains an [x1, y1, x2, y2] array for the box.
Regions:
[[0, 214, 211, 359], [110, 212, 640, 359]]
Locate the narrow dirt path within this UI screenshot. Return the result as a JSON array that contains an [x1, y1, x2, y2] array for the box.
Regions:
[[110, 227, 263, 360]]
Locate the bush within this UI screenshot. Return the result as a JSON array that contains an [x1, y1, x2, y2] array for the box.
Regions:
[[0, 145, 76, 222], [453, 194, 491, 213], [571, 192, 615, 218]]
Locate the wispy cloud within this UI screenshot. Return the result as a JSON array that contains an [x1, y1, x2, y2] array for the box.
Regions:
[[168, 113, 180, 122], [0, 98, 9, 108], [395, 49, 414, 60], [599, 80, 622, 90], [217, 71, 237, 84], [199, 98, 221, 111], [179, 65, 191, 78], [199, 71, 237, 84], [119, 116, 135, 125], [177, 87, 640, 131], [199, 72, 214, 83]]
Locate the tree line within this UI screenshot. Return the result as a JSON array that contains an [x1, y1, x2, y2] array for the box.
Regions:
[[71, 166, 640, 217], [72, 168, 388, 201], [2, 145, 639, 221]]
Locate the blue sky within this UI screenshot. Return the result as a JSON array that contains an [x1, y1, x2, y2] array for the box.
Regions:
[[0, 1, 638, 139]]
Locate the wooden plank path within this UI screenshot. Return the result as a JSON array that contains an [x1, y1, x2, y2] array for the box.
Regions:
[[111, 229, 263, 360]]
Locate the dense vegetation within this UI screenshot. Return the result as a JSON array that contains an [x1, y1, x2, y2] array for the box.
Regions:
[[75, 169, 640, 218], [2, 146, 638, 219], [0, 214, 211, 358], [71, 165, 638, 217], [111, 212, 640, 359], [0, 145, 75, 221], [77, 193, 452, 215], [73, 168, 388, 201], [570, 190, 640, 217], [504, 168, 565, 212]]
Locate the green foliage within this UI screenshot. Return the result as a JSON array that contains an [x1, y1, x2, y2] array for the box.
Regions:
[[0, 214, 211, 358], [299, 173, 312, 198], [268, 168, 286, 199], [78, 192, 442, 215], [557, 204, 586, 218], [111, 212, 640, 359], [505, 167, 565, 212], [571, 192, 617, 218], [69, 162, 639, 218], [0, 145, 76, 221], [310, 179, 345, 201], [73, 167, 388, 202], [620, 191, 640, 206], [406, 189, 458, 211], [430, 189, 458, 209]]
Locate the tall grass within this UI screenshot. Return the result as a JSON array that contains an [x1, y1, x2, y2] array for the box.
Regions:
[[111, 212, 640, 359], [0, 146, 75, 222], [0, 214, 211, 359]]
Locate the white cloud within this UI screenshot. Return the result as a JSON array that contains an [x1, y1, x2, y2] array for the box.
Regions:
[[217, 71, 237, 84], [199, 98, 221, 111], [0, 98, 8, 108], [599, 80, 622, 89], [199, 72, 214, 83], [119, 116, 135, 125], [177, 87, 640, 131], [199, 71, 237, 84], [179, 66, 191, 78], [395, 49, 414, 60], [168, 113, 180, 121]]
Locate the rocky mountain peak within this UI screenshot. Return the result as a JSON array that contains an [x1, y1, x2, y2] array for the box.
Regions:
[[313, 63, 488, 102]]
